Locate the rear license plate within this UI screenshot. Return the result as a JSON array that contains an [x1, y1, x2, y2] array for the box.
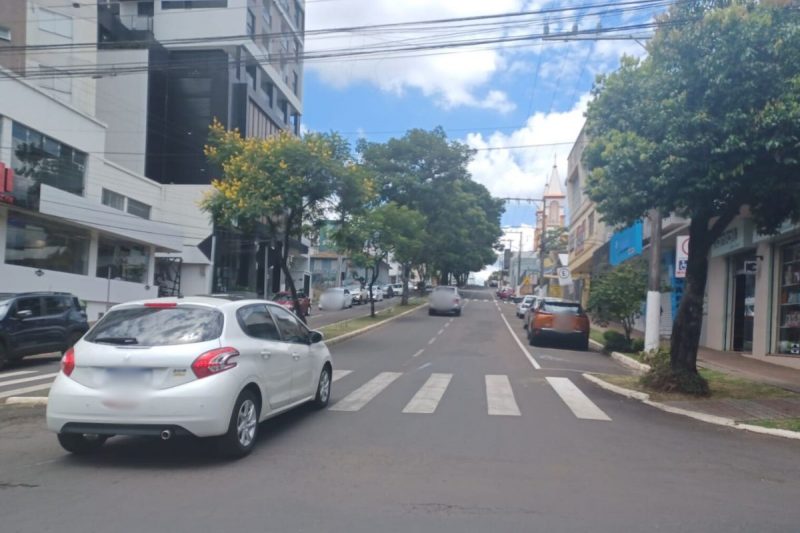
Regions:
[[554, 316, 573, 332], [105, 368, 152, 387]]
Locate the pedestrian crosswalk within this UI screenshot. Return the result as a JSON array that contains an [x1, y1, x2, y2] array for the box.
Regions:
[[330, 369, 611, 421], [0, 369, 57, 400], [0, 366, 613, 423]]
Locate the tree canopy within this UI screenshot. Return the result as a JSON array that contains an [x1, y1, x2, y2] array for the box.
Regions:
[[584, 0, 800, 391]]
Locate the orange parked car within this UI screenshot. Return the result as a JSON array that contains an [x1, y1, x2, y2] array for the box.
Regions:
[[526, 298, 590, 351]]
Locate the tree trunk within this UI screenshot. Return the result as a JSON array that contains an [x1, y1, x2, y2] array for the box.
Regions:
[[280, 215, 307, 324], [401, 262, 410, 306], [669, 211, 735, 373]]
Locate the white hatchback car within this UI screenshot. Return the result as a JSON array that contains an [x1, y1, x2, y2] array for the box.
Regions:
[[46, 297, 333, 458]]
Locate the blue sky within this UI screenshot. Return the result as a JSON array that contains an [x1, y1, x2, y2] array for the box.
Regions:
[[303, 0, 660, 227]]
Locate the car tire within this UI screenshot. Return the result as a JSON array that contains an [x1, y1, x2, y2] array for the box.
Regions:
[[312, 366, 332, 409], [216, 389, 260, 459], [455, 309, 461, 317], [578, 337, 590, 351], [57, 433, 107, 455]]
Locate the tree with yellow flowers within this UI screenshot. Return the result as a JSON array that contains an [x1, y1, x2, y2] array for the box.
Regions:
[[202, 120, 350, 322]]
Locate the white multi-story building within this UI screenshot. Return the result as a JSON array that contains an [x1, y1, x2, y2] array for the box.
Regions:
[[0, 1, 309, 318]]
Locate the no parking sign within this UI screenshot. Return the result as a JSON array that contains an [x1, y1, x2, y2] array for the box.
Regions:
[[676, 236, 690, 278], [557, 267, 573, 286]]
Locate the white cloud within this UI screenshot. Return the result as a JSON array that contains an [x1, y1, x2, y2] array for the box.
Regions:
[[465, 93, 590, 198], [305, 0, 525, 112]]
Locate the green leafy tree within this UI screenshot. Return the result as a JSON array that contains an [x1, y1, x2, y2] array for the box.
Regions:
[[588, 259, 647, 344], [334, 203, 427, 316], [584, 1, 800, 393], [201, 122, 350, 322], [358, 128, 504, 292]]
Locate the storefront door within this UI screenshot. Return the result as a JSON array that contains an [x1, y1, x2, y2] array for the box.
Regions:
[[732, 255, 757, 352]]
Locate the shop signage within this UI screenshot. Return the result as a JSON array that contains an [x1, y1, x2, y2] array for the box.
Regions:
[[710, 219, 753, 258], [610, 221, 643, 266], [753, 219, 800, 244], [675, 235, 690, 278], [0, 162, 14, 204]]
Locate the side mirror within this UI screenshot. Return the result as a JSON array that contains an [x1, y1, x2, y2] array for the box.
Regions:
[[309, 330, 324, 344], [15, 309, 33, 319]]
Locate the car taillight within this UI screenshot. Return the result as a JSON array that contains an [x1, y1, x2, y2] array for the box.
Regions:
[[192, 347, 239, 379], [61, 347, 75, 377], [144, 302, 177, 308]]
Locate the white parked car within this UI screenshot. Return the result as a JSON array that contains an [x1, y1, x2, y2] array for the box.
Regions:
[[46, 297, 333, 458], [428, 286, 462, 316], [516, 295, 536, 318], [318, 287, 353, 310]]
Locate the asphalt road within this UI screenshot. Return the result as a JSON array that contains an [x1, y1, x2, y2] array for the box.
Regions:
[[1, 289, 799, 532]]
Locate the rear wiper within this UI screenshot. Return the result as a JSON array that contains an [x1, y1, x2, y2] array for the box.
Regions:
[[93, 336, 139, 345]]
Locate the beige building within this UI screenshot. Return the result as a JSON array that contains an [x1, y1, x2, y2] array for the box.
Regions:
[[700, 216, 800, 370], [566, 127, 612, 307]]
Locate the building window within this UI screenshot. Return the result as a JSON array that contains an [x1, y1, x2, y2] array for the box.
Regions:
[[96, 237, 149, 283], [102, 188, 125, 211], [261, 80, 273, 107], [138, 2, 155, 16], [5, 212, 89, 275], [292, 71, 298, 95], [549, 201, 560, 225], [37, 66, 72, 96], [280, 101, 288, 124], [0, 26, 11, 42], [247, 9, 256, 38], [38, 9, 72, 39], [127, 198, 151, 219], [11, 122, 87, 209], [588, 212, 595, 236], [294, 0, 303, 29], [778, 242, 800, 355], [161, 0, 228, 9]]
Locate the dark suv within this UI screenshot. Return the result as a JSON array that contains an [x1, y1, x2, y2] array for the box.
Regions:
[[0, 292, 89, 369]]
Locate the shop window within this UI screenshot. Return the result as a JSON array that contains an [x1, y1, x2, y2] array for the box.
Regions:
[[96, 237, 150, 283], [778, 242, 800, 355], [5, 212, 89, 275], [10, 122, 86, 209]]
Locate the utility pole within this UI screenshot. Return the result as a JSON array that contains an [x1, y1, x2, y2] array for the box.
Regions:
[[540, 198, 547, 294], [645, 209, 662, 351]]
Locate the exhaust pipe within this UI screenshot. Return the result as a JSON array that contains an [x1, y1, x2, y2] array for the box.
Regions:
[[160, 429, 173, 441]]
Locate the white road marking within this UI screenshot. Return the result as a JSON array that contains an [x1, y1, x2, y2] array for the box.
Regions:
[[412, 349, 425, 358], [417, 362, 432, 370], [437, 328, 445, 335], [546, 377, 611, 421], [403, 373, 452, 414], [332, 370, 352, 382], [485, 375, 521, 416], [499, 312, 541, 370], [0, 372, 58, 388], [0, 383, 53, 400], [329, 372, 402, 412], [0, 370, 37, 379], [428, 337, 437, 345]]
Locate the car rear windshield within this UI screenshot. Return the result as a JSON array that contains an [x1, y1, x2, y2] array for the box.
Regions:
[[434, 287, 456, 292], [542, 302, 582, 314], [85, 306, 224, 346]]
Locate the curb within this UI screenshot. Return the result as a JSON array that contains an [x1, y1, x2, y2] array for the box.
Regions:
[[582, 373, 800, 441], [325, 304, 426, 347], [610, 351, 651, 374], [4, 396, 48, 406], [589, 339, 652, 374]]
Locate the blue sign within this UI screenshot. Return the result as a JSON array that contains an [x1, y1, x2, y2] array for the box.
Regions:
[[610, 221, 643, 266]]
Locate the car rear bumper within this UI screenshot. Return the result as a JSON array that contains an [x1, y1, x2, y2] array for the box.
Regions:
[[531, 328, 588, 344], [46, 373, 239, 438]]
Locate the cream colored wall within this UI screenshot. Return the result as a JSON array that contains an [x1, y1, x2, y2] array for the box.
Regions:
[[702, 255, 728, 351]]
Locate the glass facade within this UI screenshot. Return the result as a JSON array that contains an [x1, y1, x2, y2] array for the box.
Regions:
[[778, 242, 800, 355], [11, 122, 87, 209], [5, 212, 89, 275], [96, 236, 150, 283]]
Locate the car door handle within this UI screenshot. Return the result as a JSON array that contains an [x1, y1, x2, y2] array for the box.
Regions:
[[260, 350, 271, 359]]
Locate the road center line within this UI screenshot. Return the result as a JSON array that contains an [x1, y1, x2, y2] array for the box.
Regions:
[[499, 312, 541, 370], [546, 377, 611, 421], [412, 349, 425, 358], [437, 328, 445, 335], [428, 337, 437, 345]]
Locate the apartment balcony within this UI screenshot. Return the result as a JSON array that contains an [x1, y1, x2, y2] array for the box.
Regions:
[[98, 5, 154, 48]]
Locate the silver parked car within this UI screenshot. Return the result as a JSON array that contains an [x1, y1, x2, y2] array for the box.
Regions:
[[318, 288, 353, 310], [428, 286, 462, 316], [516, 295, 536, 318]]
